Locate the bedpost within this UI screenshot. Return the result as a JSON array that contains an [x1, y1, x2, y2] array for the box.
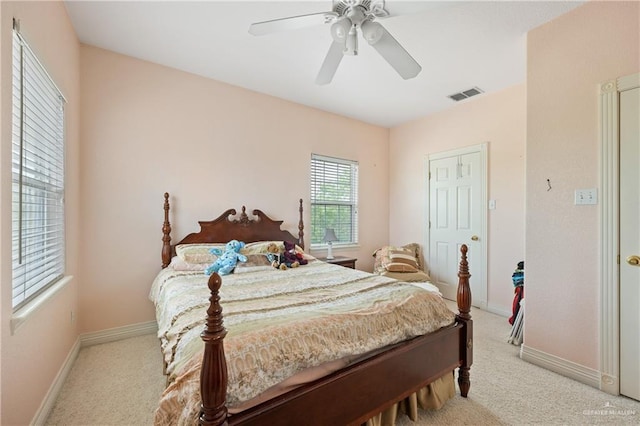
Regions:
[[457, 245, 471, 320], [200, 272, 229, 426], [162, 192, 172, 268], [456, 244, 473, 397], [298, 198, 305, 250]]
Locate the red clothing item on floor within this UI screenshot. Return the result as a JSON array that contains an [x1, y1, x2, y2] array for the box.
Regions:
[[509, 286, 524, 325]]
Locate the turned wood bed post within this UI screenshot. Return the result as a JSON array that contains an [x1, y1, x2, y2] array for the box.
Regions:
[[456, 244, 473, 397], [200, 272, 229, 426], [162, 192, 172, 269], [297, 198, 304, 250]]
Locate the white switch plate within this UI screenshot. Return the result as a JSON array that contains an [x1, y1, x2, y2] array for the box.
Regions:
[[575, 188, 598, 205], [488, 199, 496, 210]]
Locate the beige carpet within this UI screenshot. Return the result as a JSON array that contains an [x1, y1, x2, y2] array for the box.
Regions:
[[46, 302, 640, 425], [46, 334, 165, 426]]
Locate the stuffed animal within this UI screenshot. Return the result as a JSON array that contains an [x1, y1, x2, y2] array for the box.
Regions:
[[265, 242, 282, 268], [281, 241, 308, 268], [204, 240, 247, 276]]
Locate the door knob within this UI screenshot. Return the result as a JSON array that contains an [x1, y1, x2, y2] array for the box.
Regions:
[[471, 235, 479, 241], [626, 255, 640, 266]]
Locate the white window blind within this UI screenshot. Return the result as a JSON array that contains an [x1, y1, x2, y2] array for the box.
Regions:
[[12, 26, 66, 310], [310, 154, 359, 246]]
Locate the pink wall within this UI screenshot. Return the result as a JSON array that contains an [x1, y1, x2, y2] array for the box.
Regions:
[[0, 1, 80, 425], [526, 1, 639, 368], [1, 3, 633, 423], [389, 85, 526, 316], [78, 45, 390, 333]]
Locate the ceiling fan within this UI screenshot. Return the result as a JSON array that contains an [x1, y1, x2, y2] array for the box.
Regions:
[[248, 0, 422, 85]]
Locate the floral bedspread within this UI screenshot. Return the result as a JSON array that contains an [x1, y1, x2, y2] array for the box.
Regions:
[[150, 259, 455, 426]]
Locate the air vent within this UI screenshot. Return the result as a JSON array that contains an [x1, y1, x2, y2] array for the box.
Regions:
[[448, 87, 484, 102]]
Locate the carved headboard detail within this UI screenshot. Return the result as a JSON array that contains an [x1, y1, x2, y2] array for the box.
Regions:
[[161, 193, 304, 268]]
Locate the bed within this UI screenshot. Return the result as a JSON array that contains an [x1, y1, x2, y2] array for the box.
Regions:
[[153, 193, 472, 426]]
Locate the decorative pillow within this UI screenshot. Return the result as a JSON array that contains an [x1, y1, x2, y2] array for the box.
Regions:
[[401, 243, 423, 270], [373, 247, 388, 275], [169, 256, 208, 271], [373, 243, 426, 275], [175, 244, 224, 264], [384, 247, 419, 272]]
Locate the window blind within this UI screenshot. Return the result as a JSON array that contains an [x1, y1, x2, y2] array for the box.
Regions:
[[310, 154, 359, 246], [12, 26, 66, 310]]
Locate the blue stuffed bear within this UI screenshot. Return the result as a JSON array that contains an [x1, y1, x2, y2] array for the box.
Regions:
[[204, 240, 247, 276]]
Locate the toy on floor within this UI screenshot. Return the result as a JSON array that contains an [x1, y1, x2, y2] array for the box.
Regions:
[[204, 240, 247, 276]]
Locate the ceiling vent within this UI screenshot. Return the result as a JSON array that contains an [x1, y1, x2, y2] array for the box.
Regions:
[[448, 87, 484, 102]]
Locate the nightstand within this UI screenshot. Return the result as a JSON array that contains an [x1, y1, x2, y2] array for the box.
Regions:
[[319, 256, 357, 269]]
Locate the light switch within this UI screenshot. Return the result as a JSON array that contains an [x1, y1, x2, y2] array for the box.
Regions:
[[575, 189, 598, 205], [488, 199, 496, 210]]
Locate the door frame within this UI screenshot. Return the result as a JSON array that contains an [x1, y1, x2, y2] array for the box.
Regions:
[[599, 72, 640, 395], [425, 142, 488, 309]]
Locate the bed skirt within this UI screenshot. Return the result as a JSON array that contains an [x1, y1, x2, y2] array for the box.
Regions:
[[365, 372, 455, 426]]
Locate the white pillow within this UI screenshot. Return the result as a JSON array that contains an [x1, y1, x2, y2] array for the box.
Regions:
[[169, 256, 208, 271], [175, 244, 223, 264]]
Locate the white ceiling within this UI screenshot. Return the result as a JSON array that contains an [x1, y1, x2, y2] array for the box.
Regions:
[[64, 0, 584, 127]]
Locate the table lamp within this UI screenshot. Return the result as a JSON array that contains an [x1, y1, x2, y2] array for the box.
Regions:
[[322, 228, 338, 259]]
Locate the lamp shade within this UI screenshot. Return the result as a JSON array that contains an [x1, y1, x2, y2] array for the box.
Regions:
[[323, 228, 338, 260], [361, 21, 384, 45], [323, 228, 339, 243], [330, 17, 351, 43]]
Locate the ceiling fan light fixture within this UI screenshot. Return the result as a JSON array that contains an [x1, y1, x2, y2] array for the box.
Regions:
[[370, 0, 390, 18], [249, 0, 421, 84], [361, 20, 384, 45], [345, 27, 358, 55], [330, 17, 351, 42]]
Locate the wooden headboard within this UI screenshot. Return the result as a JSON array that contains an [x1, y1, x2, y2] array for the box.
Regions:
[[161, 193, 304, 268]]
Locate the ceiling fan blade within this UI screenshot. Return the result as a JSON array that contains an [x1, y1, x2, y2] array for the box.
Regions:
[[369, 25, 422, 79], [249, 12, 337, 36], [316, 41, 344, 85], [377, 1, 449, 19]]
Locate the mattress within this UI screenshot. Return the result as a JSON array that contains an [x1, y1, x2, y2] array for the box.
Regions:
[[150, 257, 456, 425]]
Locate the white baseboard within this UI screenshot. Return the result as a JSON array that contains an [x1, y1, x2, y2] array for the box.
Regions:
[[80, 320, 158, 347], [474, 299, 488, 311], [486, 303, 511, 318], [520, 344, 600, 389], [30, 338, 81, 426], [30, 321, 159, 425], [31, 320, 603, 424]]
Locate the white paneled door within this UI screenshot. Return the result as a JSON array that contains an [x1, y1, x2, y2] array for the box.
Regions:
[[428, 144, 487, 307], [620, 85, 640, 401]]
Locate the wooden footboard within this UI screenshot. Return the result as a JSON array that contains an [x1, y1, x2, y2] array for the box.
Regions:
[[199, 248, 472, 426]]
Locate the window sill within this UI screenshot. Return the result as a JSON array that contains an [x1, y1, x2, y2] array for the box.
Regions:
[[310, 243, 360, 253], [11, 275, 73, 335]]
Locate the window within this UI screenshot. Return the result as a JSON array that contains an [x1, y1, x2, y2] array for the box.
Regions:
[[11, 24, 66, 310], [310, 154, 358, 247]]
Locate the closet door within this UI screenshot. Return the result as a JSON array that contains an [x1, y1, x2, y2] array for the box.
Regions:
[[619, 85, 640, 401], [428, 144, 486, 307]]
